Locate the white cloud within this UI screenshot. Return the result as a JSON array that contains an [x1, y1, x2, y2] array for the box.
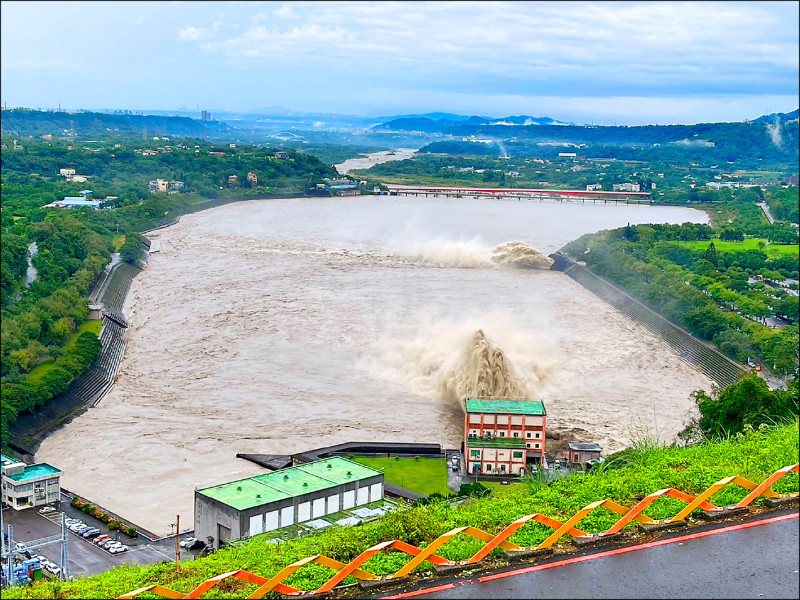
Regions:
[[273, 5, 298, 19], [174, 0, 796, 100], [178, 26, 211, 42]]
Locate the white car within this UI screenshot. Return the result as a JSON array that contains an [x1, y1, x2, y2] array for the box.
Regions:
[[38, 506, 56, 514], [108, 545, 128, 554], [44, 563, 61, 576], [65, 518, 81, 526]]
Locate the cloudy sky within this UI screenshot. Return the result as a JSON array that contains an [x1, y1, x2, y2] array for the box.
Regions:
[[1, 1, 797, 124]]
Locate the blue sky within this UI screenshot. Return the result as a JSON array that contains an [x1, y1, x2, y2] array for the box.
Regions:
[[1, 0, 797, 125]]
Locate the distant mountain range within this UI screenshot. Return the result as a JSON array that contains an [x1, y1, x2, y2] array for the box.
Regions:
[[372, 114, 573, 132], [751, 109, 799, 124], [0, 109, 231, 138]]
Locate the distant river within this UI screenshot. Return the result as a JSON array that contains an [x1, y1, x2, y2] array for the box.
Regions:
[[37, 195, 711, 534]]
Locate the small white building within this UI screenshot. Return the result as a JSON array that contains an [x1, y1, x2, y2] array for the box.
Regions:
[[1, 454, 62, 510]]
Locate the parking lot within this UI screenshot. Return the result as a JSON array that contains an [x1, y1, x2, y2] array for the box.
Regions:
[[2, 497, 189, 578]]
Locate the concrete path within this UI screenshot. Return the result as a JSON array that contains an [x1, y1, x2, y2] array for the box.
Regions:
[[376, 511, 799, 599], [757, 201, 776, 224]]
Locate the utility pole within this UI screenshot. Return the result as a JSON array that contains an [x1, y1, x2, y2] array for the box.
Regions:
[[175, 515, 181, 571], [60, 512, 70, 581]]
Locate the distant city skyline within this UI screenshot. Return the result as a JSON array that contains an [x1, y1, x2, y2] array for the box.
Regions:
[[1, 1, 798, 126]]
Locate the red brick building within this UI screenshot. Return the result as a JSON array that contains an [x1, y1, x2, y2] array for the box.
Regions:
[[463, 398, 547, 476]]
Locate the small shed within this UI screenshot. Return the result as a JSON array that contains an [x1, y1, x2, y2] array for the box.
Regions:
[[567, 442, 602, 466], [88, 303, 104, 320]]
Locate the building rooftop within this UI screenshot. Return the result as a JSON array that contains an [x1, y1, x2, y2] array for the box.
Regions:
[[197, 457, 382, 511], [5, 463, 62, 482], [466, 437, 527, 449], [295, 457, 380, 484], [1, 454, 20, 468], [568, 443, 602, 452], [197, 477, 290, 511], [465, 398, 546, 415]]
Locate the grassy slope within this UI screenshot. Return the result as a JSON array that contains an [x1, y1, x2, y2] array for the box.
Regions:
[[25, 320, 104, 384], [6, 421, 798, 599], [349, 457, 451, 496], [675, 238, 799, 258]]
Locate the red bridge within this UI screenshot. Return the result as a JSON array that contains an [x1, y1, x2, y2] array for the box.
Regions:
[[385, 184, 652, 203]]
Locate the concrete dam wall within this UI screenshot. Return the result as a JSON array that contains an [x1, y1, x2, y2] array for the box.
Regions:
[[550, 253, 746, 390]]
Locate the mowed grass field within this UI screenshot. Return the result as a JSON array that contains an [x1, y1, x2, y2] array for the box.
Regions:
[[26, 319, 103, 383], [348, 456, 451, 496], [676, 237, 799, 258]]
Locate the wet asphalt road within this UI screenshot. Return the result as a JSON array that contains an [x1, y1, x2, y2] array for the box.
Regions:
[[377, 511, 799, 599]]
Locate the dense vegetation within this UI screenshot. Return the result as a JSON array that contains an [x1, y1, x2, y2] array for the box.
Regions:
[[562, 220, 799, 375], [5, 420, 797, 599], [1, 136, 338, 441], [682, 375, 798, 442]]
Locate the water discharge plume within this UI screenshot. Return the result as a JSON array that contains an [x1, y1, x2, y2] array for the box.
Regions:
[[491, 241, 555, 269], [395, 237, 553, 270], [439, 329, 530, 407]]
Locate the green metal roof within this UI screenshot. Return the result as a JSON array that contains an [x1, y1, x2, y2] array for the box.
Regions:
[[466, 437, 527, 449], [254, 470, 337, 496], [197, 457, 383, 511], [5, 463, 61, 482], [465, 398, 546, 415], [197, 477, 290, 511], [295, 457, 381, 484]]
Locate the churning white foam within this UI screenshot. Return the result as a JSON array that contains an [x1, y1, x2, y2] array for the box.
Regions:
[[390, 236, 554, 270], [370, 312, 558, 412]]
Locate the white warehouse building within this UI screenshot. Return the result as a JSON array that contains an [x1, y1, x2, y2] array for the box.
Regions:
[[194, 457, 384, 549]]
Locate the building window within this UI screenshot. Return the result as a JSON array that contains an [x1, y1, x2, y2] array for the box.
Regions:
[[526, 443, 530, 448], [470, 450, 480, 458], [499, 431, 506, 437], [485, 464, 492, 473], [574, 454, 579, 462], [534, 443, 541, 449], [500, 465, 507, 473], [513, 432, 519, 438], [512, 451, 523, 459], [535, 432, 541, 439], [526, 432, 531, 438]]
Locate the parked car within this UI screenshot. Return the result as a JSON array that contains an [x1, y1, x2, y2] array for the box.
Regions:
[[71, 524, 88, 533], [82, 529, 101, 539], [179, 537, 198, 549], [38, 506, 56, 514], [93, 534, 110, 545], [99, 539, 117, 549], [184, 538, 205, 550], [44, 563, 61, 576], [108, 544, 128, 554], [65, 518, 81, 526]]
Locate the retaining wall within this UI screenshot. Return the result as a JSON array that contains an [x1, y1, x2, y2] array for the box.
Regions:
[[550, 253, 746, 390]]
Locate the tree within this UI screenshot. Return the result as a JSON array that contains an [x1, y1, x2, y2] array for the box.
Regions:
[[703, 241, 718, 265]]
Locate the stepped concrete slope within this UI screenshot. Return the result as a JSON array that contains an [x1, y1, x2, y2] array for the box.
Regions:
[[9, 261, 144, 453], [551, 253, 746, 390]]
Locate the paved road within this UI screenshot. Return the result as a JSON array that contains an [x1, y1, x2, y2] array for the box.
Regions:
[[378, 512, 799, 599]]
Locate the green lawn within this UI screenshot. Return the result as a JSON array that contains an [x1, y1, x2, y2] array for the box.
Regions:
[[26, 319, 103, 383], [348, 456, 451, 496], [112, 234, 126, 251], [676, 237, 799, 258]]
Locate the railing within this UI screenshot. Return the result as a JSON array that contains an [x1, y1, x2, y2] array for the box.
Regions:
[[118, 463, 798, 599]]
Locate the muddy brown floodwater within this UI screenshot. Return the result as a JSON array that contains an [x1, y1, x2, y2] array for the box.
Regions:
[[37, 195, 712, 534]]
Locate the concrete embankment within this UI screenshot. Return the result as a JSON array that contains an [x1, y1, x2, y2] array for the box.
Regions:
[[9, 261, 143, 456], [550, 253, 746, 390]]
